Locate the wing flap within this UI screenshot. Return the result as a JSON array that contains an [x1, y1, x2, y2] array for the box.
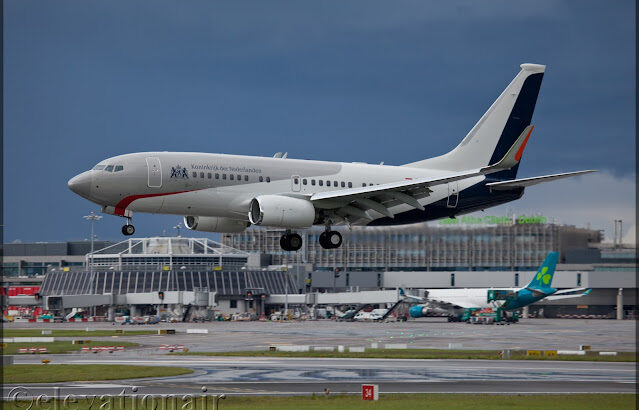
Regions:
[[310, 168, 484, 203]]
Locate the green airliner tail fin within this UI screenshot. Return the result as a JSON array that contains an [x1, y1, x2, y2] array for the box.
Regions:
[[526, 252, 558, 289]]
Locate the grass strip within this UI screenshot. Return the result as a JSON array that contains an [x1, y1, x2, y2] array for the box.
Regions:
[[3, 364, 193, 384], [171, 348, 637, 362], [2, 329, 156, 337], [2, 394, 636, 410], [220, 394, 636, 410], [1, 340, 138, 355]]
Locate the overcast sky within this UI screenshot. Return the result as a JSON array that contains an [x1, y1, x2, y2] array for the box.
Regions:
[[3, 0, 635, 243]]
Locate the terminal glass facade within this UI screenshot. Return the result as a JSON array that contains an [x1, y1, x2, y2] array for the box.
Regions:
[[40, 270, 295, 296], [224, 223, 602, 271]]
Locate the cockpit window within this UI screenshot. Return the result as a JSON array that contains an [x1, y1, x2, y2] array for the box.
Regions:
[[105, 165, 114, 172], [93, 165, 105, 170], [114, 165, 124, 172]]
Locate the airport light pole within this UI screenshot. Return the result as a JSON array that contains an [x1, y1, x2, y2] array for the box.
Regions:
[[284, 264, 288, 318], [174, 222, 182, 237], [296, 252, 300, 295], [83, 212, 102, 296]]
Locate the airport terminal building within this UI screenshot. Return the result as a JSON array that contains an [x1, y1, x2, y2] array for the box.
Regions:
[[223, 218, 604, 271], [3, 237, 294, 320], [223, 219, 636, 318], [2, 218, 636, 320]]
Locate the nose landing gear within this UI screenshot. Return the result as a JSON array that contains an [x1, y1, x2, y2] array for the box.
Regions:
[[280, 231, 303, 251], [121, 219, 135, 236]]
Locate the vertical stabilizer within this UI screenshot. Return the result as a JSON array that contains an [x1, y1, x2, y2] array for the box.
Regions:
[[404, 63, 545, 179], [526, 251, 558, 290]]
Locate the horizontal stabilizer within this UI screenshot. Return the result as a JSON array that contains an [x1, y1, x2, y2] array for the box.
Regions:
[[485, 170, 596, 190], [546, 288, 592, 301]]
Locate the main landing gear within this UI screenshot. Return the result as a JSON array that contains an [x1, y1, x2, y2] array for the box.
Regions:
[[278, 227, 343, 252], [280, 231, 303, 252], [121, 218, 135, 236], [319, 230, 342, 249]]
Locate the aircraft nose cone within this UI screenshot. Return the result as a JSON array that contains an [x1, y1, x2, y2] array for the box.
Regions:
[[68, 172, 92, 199]]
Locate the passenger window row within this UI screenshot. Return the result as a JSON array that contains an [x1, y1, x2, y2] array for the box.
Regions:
[[191, 172, 271, 183], [189, 172, 374, 188], [301, 179, 375, 188]]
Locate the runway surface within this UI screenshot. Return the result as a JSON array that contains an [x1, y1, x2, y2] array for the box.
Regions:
[[5, 318, 637, 352], [3, 319, 636, 397], [4, 354, 636, 397]]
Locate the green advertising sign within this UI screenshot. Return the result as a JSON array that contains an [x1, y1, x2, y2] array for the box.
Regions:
[[438, 215, 547, 226]]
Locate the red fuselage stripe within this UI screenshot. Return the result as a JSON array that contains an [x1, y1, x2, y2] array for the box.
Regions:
[[114, 190, 192, 216]]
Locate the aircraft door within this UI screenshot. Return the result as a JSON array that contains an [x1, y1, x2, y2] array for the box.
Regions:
[[291, 175, 301, 192], [447, 181, 459, 208], [146, 157, 162, 188]]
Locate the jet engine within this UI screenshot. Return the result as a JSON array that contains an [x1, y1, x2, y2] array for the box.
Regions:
[[409, 305, 429, 318], [248, 195, 316, 228], [183, 216, 248, 233], [409, 304, 448, 318]]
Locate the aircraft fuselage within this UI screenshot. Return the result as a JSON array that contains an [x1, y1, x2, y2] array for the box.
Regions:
[[68, 151, 522, 225]]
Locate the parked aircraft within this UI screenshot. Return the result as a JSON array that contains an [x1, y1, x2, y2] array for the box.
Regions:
[[68, 63, 593, 251], [405, 252, 592, 319]]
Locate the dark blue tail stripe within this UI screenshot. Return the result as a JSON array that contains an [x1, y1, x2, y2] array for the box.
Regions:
[[489, 73, 544, 180]]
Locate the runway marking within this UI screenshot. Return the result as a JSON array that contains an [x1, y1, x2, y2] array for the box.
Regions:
[[64, 359, 274, 366], [70, 384, 133, 388], [59, 359, 636, 374]]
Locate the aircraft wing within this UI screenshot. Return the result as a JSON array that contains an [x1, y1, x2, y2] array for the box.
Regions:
[[309, 126, 585, 222], [310, 151, 525, 221], [545, 288, 592, 301], [399, 288, 426, 302], [485, 170, 596, 190], [310, 167, 485, 221]]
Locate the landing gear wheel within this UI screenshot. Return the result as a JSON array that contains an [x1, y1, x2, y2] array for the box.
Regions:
[[319, 231, 342, 249], [327, 231, 342, 248], [288, 233, 303, 251], [122, 224, 135, 236], [319, 232, 329, 249], [280, 235, 289, 250], [280, 233, 303, 251]]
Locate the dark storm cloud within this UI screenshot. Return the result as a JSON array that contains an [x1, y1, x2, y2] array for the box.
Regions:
[[4, 0, 635, 241]]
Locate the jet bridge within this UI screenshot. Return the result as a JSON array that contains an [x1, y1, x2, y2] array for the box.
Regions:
[[266, 290, 400, 306]]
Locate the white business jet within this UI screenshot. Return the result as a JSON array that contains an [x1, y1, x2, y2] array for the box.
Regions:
[[68, 63, 593, 251]]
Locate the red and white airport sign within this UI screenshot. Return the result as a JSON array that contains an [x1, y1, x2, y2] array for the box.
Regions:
[[361, 384, 379, 401]]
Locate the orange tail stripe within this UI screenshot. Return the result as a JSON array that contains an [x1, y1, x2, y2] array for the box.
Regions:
[[514, 126, 534, 162]]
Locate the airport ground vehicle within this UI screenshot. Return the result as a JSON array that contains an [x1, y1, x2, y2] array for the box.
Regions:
[[456, 308, 519, 324]]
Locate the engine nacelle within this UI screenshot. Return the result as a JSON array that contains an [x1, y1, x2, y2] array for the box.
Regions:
[[248, 195, 316, 228], [409, 305, 429, 318], [183, 216, 248, 233]]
